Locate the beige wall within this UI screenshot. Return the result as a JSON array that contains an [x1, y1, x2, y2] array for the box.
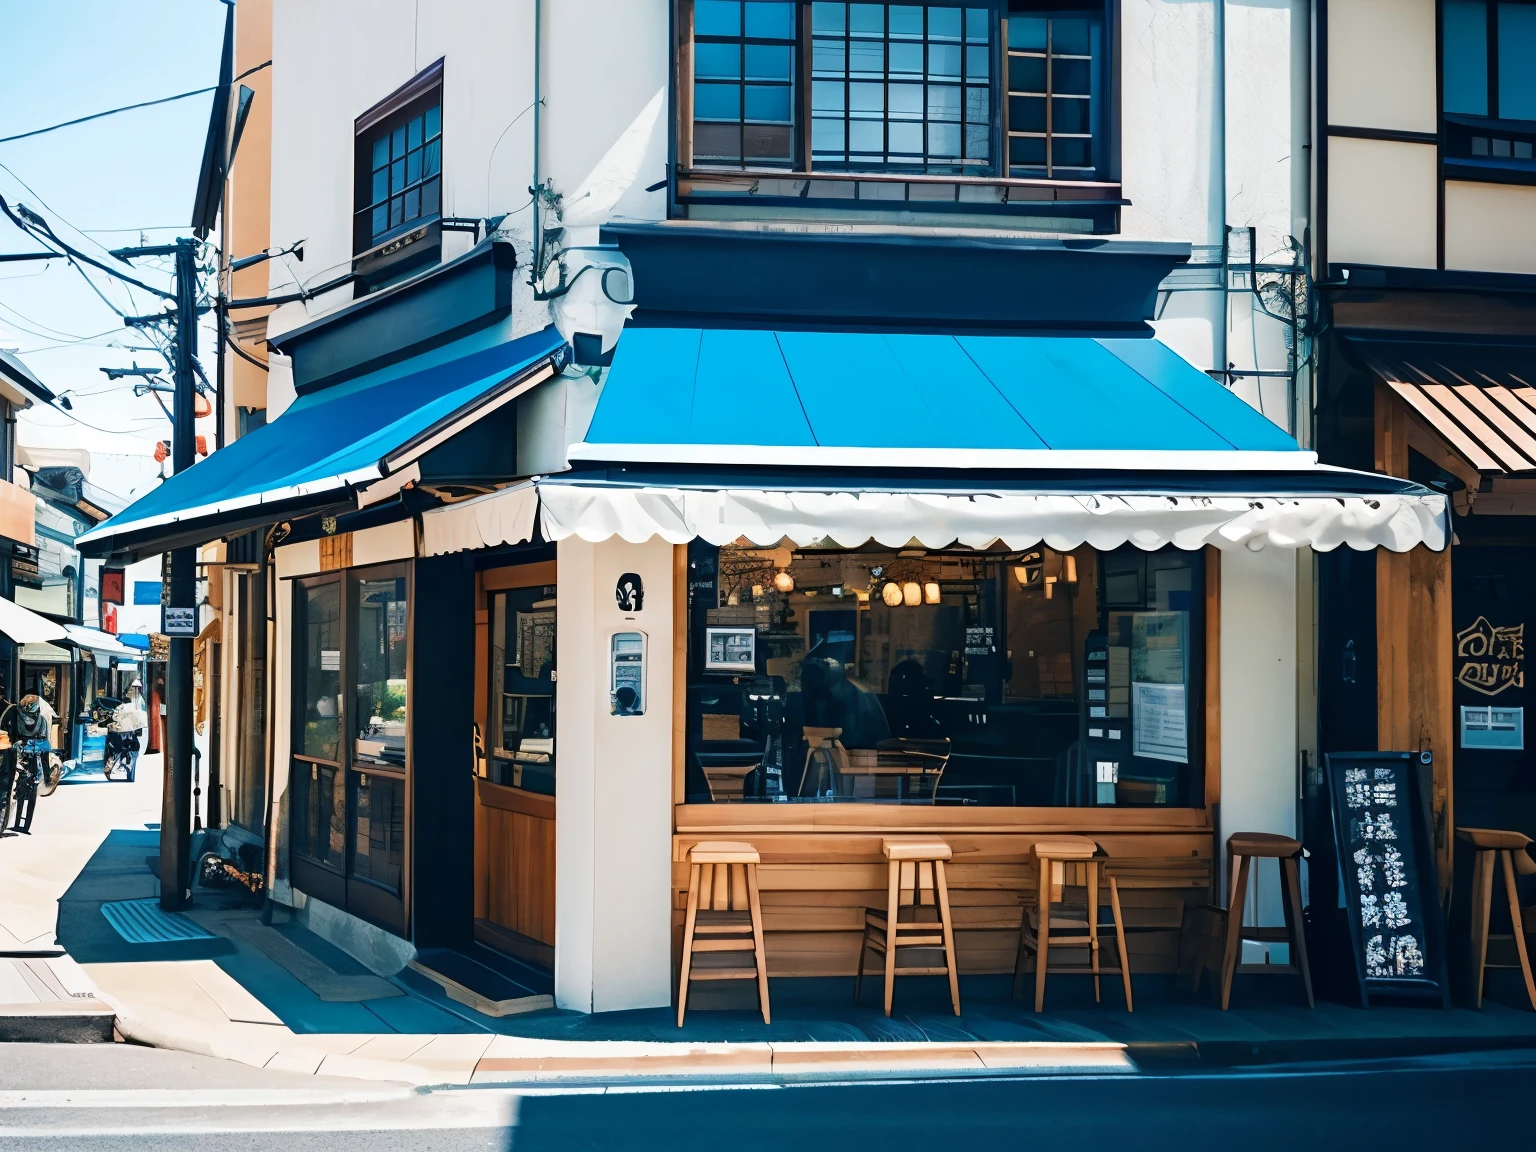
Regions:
[[1326, 137, 1438, 268], [1327, 0, 1437, 133], [555, 535, 676, 1013], [227, 0, 272, 415], [1220, 546, 1298, 930], [1445, 181, 1536, 274]]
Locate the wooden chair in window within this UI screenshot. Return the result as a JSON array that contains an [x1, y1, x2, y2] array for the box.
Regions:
[[798, 726, 849, 797]]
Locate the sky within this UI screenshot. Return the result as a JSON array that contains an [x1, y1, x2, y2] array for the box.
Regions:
[[0, 0, 230, 504]]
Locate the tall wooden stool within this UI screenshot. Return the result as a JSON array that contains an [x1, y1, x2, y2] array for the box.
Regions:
[[1012, 836, 1133, 1012], [677, 841, 770, 1027], [1458, 827, 1536, 1010], [855, 838, 960, 1016], [1218, 832, 1313, 1010]]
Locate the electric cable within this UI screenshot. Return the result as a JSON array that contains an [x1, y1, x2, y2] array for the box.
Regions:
[[0, 61, 272, 147], [0, 196, 172, 300]]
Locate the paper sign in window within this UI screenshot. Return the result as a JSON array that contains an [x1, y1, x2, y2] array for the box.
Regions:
[[1132, 681, 1188, 763]]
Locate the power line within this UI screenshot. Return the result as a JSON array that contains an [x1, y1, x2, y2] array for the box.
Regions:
[[0, 61, 272, 147]]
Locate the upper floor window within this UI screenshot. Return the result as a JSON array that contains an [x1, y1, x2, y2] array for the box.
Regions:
[[811, 3, 994, 172], [1005, 12, 1103, 179], [1443, 0, 1536, 121], [352, 60, 445, 289], [683, 1, 1112, 183]]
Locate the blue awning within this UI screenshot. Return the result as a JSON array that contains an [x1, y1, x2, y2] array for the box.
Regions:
[[573, 329, 1305, 471], [79, 326, 564, 559]]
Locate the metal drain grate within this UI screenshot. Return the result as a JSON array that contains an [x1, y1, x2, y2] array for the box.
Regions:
[[100, 898, 217, 945]]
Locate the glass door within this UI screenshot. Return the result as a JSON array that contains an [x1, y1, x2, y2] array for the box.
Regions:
[[289, 565, 411, 936], [347, 567, 409, 929]]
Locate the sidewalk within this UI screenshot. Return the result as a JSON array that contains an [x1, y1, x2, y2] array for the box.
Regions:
[[9, 754, 1536, 1086]]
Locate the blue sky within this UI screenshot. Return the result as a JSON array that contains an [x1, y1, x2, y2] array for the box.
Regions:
[[0, 0, 228, 499]]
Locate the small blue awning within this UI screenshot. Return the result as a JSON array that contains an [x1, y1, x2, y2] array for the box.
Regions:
[[573, 329, 1305, 471], [79, 326, 564, 559]]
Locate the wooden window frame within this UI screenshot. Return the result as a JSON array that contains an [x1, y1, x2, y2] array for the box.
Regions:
[[352, 59, 445, 270], [675, 1, 1120, 200]]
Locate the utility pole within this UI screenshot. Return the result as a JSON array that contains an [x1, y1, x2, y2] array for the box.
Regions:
[[165, 236, 198, 909], [112, 237, 200, 910]]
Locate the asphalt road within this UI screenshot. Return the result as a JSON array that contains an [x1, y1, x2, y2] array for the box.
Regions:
[[0, 1043, 1531, 1151]]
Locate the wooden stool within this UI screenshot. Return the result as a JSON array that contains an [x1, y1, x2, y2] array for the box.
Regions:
[[1218, 832, 1313, 1010], [855, 838, 960, 1016], [677, 841, 770, 1027], [1012, 836, 1133, 1012], [1458, 827, 1536, 1010]]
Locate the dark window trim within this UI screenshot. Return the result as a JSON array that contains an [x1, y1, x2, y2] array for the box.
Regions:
[[1326, 124, 1440, 145], [356, 57, 445, 135]]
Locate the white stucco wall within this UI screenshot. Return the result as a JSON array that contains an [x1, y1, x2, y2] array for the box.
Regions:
[[1220, 545, 1299, 930], [555, 535, 676, 1013]]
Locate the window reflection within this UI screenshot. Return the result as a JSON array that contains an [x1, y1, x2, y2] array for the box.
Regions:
[[685, 541, 1202, 807], [354, 574, 408, 768], [489, 586, 558, 795]]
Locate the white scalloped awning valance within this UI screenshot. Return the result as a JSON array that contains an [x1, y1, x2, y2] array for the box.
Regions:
[[422, 480, 1447, 555]]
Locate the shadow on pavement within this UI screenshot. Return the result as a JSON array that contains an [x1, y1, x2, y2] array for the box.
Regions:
[[56, 827, 236, 964], [494, 1052, 1536, 1151]]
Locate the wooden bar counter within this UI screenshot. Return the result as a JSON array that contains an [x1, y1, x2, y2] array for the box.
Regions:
[[672, 804, 1214, 978]]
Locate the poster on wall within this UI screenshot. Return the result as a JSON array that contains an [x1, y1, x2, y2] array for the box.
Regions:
[[1131, 681, 1188, 763]]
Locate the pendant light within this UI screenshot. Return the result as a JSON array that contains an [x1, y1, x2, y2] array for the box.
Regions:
[[923, 581, 941, 604], [774, 569, 795, 593], [902, 581, 921, 607], [881, 581, 904, 607]]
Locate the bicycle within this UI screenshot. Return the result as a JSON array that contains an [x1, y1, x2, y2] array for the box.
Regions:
[[7, 738, 49, 834]]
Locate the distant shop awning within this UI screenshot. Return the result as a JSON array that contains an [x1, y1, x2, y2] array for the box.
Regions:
[[62, 624, 139, 659], [0, 595, 67, 645], [422, 331, 1448, 554], [115, 633, 152, 652], [77, 326, 566, 561], [20, 642, 70, 664], [1355, 339, 1536, 515]]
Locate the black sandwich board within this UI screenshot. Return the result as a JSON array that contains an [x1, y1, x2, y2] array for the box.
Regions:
[[1319, 752, 1451, 1008]]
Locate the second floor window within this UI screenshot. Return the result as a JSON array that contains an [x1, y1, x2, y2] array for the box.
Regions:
[[353, 62, 445, 261], [1443, 0, 1536, 122], [359, 102, 442, 251], [683, 1, 1111, 182]]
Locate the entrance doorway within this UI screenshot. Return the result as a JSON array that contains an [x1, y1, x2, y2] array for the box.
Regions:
[[473, 559, 557, 971]]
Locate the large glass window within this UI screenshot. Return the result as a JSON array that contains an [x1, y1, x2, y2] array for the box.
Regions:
[[489, 584, 559, 795], [684, 541, 1204, 807], [810, 2, 994, 172]]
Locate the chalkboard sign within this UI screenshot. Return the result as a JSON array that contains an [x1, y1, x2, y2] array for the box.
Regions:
[[1322, 752, 1450, 1007]]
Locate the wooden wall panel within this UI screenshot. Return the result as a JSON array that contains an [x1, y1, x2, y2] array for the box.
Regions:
[[1376, 385, 1455, 891], [671, 827, 1211, 977], [484, 806, 556, 945]]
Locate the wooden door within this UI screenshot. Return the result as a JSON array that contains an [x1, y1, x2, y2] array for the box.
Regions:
[[473, 560, 557, 970]]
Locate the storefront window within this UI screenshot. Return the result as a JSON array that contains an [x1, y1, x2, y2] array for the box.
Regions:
[[684, 540, 1204, 807], [299, 582, 342, 761], [489, 584, 557, 795], [353, 570, 409, 768], [293, 579, 344, 870]]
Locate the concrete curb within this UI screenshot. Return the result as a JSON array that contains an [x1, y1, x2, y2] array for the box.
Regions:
[[0, 1001, 116, 1044]]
